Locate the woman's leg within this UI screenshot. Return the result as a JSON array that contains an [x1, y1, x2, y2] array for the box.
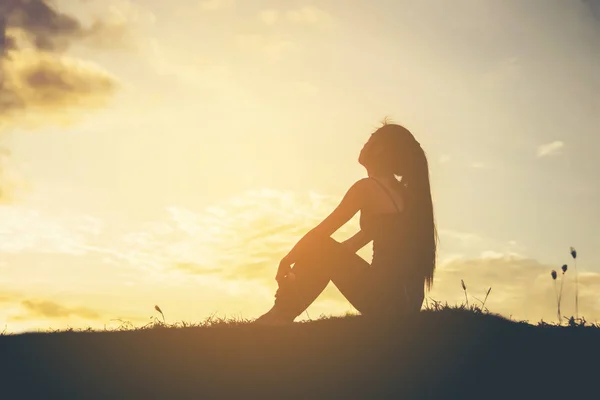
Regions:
[[262, 236, 373, 322]]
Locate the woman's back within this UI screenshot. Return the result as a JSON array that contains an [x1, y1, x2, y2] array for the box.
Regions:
[[360, 178, 420, 278]]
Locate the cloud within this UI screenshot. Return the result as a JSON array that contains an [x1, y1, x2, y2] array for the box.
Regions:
[[438, 229, 484, 247], [0, 0, 140, 128], [537, 141, 564, 158], [0, 291, 20, 304], [0, 0, 130, 201], [97, 189, 347, 280], [18, 299, 101, 320], [0, 2, 122, 127], [2, 0, 90, 52], [200, 0, 235, 11], [0, 206, 104, 254], [1, 0, 131, 53], [1, 49, 118, 127]]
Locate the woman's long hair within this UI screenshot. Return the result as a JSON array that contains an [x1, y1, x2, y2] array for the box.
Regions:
[[374, 123, 438, 292]]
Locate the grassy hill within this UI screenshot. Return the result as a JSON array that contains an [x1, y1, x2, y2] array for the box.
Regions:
[[1, 307, 599, 399]]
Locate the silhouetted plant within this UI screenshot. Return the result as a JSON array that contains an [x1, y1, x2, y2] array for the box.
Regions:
[[570, 247, 578, 319], [461, 279, 468, 308], [471, 287, 492, 312], [558, 264, 567, 318], [482, 287, 492, 310], [558, 264, 568, 321], [155, 305, 166, 324], [551, 270, 560, 323], [550, 264, 569, 325]]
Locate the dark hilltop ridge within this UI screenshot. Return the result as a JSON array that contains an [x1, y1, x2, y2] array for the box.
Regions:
[[1, 307, 599, 399]]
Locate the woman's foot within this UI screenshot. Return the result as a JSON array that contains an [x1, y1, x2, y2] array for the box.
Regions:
[[254, 306, 294, 326]]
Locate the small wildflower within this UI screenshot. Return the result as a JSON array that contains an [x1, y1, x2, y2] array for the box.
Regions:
[[562, 264, 568, 273], [551, 270, 561, 324], [570, 246, 579, 319], [481, 287, 492, 310], [460, 279, 468, 308], [154, 305, 165, 324]]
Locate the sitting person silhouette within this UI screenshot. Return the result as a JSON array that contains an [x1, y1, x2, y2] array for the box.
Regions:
[[255, 122, 438, 325]]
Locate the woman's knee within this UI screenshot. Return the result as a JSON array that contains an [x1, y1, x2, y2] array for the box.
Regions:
[[298, 236, 341, 262]]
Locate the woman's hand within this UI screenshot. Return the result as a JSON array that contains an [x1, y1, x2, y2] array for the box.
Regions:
[[275, 256, 293, 284]]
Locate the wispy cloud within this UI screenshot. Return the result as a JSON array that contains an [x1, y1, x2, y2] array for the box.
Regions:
[[109, 189, 348, 280], [439, 229, 484, 247], [537, 141, 564, 158], [0, 291, 20, 304], [18, 300, 101, 320], [0, 206, 104, 254], [2, 50, 118, 127]]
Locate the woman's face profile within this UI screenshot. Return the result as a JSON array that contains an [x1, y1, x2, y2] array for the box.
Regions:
[[359, 133, 383, 168]]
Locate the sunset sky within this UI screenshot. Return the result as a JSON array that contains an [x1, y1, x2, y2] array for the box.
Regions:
[[0, 0, 599, 333]]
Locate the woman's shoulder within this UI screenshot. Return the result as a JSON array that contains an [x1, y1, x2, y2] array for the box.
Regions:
[[347, 177, 377, 195], [341, 178, 374, 206]]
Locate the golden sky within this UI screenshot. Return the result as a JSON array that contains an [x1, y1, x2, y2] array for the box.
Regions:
[[0, 0, 599, 333]]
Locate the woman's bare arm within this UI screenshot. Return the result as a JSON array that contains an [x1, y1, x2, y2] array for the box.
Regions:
[[341, 230, 372, 253], [280, 179, 369, 265]]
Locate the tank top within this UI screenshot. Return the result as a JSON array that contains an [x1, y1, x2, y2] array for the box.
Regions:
[[359, 177, 409, 273]]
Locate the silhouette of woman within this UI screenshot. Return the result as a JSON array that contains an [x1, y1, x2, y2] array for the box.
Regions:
[[255, 122, 438, 324]]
